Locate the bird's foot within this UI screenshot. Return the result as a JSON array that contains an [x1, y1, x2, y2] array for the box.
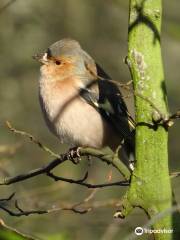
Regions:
[[67, 147, 81, 164]]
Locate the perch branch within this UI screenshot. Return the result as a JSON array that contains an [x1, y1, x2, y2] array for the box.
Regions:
[[3, 122, 131, 183]]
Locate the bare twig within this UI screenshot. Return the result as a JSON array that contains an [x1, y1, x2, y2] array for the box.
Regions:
[[0, 192, 121, 217], [0, 218, 38, 240], [85, 62, 133, 91], [0, 155, 67, 185], [78, 189, 98, 204], [6, 121, 60, 158], [0, 192, 15, 202], [47, 171, 129, 188], [0, 204, 47, 217], [61, 189, 98, 214], [0, 193, 47, 216]]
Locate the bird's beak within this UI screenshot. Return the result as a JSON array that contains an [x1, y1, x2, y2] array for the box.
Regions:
[[32, 53, 48, 64]]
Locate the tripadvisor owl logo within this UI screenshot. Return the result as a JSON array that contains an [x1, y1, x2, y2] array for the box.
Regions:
[[135, 227, 143, 235], [134, 227, 173, 235]]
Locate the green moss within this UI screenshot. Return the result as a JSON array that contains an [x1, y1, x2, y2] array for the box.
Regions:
[[122, 1, 173, 239]]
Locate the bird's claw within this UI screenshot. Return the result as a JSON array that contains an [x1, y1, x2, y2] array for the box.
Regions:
[[68, 147, 81, 164]]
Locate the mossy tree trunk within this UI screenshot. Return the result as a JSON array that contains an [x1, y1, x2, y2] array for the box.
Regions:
[[122, 1, 172, 239]]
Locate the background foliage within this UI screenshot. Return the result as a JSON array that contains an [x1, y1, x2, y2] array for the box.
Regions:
[[0, 0, 179, 239]]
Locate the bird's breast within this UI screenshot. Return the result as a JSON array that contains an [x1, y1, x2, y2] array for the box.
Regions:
[[39, 76, 120, 149]]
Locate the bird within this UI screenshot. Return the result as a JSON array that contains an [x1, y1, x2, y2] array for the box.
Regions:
[[33, 38, 135, 163]]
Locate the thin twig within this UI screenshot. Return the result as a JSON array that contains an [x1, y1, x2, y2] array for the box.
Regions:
[[0, 219, 38, 240], [6, 121, 60, 158], [0, 192, 121, 217], [0, 205, 47, 217], [0, 193, 47, 216], [0, 155, 67, 185], [47, 171, 129, 188], [0, 192, 15, 201], [61, 189, 98, 213], [85, 62, 133, 91]]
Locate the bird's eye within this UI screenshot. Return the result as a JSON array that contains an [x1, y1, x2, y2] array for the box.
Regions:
[[55, 60, 61, 65]]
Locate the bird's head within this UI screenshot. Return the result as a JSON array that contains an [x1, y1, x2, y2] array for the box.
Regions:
[[33, 38, 96, 84]]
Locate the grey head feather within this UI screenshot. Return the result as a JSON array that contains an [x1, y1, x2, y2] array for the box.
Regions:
[[47, 38, 82, 58], [47, 38, 97, 81], [47, 38, 95, 66]]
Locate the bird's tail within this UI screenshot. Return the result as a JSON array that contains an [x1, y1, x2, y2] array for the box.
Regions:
[[123, 129, 135, 169]]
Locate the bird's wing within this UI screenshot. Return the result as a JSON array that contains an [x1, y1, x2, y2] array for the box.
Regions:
[[80, 61, 135, 146]]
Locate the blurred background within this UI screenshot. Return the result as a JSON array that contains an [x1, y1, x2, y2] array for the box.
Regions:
[[0, 0, 179, 239]]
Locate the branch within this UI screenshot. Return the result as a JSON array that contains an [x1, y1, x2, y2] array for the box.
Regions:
[[79, 147, 131, 180], [0, 155, 68, 185], [2, 122, 131, 185], [0, 157, 129, 187], [0, 192, 15, 201], [6, 121, 60, 158], [0, 204, 47, 217], [0, 192, 121, 217], [47, 171, 129, 188], [0, 218, 37, 240]]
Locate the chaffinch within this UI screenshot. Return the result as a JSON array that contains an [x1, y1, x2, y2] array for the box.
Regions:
[[33, 38, 135, 160]]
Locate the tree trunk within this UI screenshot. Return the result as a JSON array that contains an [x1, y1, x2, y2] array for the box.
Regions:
[[122, 1, 172, 239]]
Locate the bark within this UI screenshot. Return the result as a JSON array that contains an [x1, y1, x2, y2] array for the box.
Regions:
[[122, 1, 172, 239]]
